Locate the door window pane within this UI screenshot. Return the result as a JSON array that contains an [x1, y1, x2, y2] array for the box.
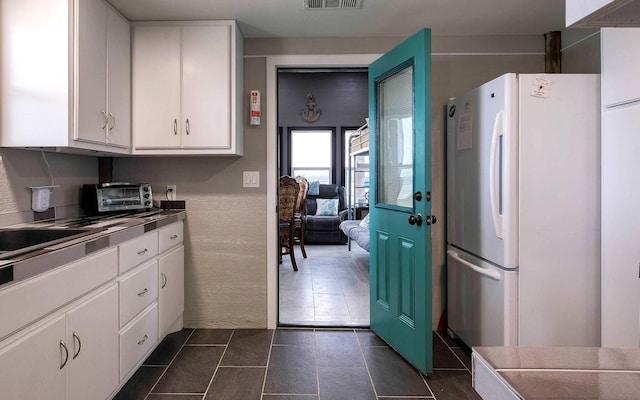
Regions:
[[291, 130, 332, 183], [377, 65, 414, 209]]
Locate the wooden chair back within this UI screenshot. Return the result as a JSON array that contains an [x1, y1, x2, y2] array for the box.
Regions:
[[279, 175, 300, 223], [294, 176, 309, 216]]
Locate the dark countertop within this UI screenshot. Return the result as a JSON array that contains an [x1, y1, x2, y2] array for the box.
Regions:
[[0, 209, 186, 289]]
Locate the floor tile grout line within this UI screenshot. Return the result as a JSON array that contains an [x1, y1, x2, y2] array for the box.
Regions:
[[354, 328, 381, 399], [313, 327, 322, 398], [259, 329, 276, 399], [142, 328, 197, 400], [434, 330, 471, 373], [200, 329, 235, 399]]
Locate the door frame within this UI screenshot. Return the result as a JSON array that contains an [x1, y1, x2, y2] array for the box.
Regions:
[[266, 54, 380, 329]]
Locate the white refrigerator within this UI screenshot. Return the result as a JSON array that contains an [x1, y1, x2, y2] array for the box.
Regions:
[[446, 73, 601, 348]]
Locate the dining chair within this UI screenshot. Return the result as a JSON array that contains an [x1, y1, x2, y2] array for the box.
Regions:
[[293, 176, 309, 258], [279, 175, 300, 271]]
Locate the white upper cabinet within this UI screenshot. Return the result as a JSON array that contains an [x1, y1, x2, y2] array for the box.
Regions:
[[132, 21, 244, 155], [132, 26, 182, 149], [0, 0, 131, 154], [77, 0, 131, 149], [566, 0, 640, 27], [601, 28, 640, 107], [600, 27, 640, 347], [106, 6, 132, 147]]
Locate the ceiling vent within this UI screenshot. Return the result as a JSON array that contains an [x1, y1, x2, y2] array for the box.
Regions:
[[304, 0, 362, 10]]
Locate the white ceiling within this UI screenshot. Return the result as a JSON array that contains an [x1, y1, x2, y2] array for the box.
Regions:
[[107, 0, 568, 38]]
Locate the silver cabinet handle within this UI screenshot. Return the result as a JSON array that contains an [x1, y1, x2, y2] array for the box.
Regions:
[[60, 340, 69, 369], [72, 332, 81, 360], [185, 118, 190, 135], [137, 288, 149, 296], [108, 112, 115, 131], [137, 248, 148, 256], [101, 111, 108, 130], [161, 272, 167, 289], [173, 118, 178, 135], [137, 334, 149, 345], [170, 234, 178, 240]]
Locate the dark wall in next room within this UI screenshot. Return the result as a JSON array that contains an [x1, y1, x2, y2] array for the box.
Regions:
[[278, 69, 368, 186]]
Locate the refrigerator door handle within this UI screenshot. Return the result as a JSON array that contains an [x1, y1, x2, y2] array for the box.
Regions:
[[447, 250, 501, 281], [489, 111, 504, 239]]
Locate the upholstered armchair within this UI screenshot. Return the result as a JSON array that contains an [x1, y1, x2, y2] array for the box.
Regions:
[[303, 183, 348, 244]]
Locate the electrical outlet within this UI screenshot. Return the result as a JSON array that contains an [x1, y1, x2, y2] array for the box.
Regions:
[[166, 185, 177, 200]]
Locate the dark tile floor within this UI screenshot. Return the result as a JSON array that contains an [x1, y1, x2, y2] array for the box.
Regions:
[[115, 328, 482, 400]]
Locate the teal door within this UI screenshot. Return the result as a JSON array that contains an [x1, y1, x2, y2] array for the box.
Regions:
[[368, 29, 433, 375]]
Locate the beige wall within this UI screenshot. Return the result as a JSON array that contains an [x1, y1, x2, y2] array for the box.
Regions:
[[0, 31, 600, 330], [0, 149, 98, 225]]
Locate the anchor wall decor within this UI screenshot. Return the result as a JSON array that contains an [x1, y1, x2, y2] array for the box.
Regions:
[[300, 93, 321, 123]]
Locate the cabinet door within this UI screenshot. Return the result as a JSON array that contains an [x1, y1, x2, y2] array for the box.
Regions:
[[602, 28, 640, 107], [182, 25, 231, 149], [76, 0, 108, 144], [66, 284, 119, 400], [133, 26, 181, 149], [602, 103, 640, 347], [0, 315, 66, 400], [158, 246, 185, 336], [106, 6, 131, 148]]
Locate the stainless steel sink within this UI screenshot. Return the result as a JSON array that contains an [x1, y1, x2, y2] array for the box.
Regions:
[[0, 228, 104, 259]]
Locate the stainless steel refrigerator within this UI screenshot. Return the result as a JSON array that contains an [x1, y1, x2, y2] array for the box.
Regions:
[[446, 73, 601, 348]]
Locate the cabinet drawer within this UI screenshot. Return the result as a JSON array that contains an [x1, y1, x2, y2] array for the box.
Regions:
[[158, 221, 183, 254], [119, 231, 158, 274], [0, 247, 117, 341], [119, 303, 158, 380], [119, 261, 158, 327]]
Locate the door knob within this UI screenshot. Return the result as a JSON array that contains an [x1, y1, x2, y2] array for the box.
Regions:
[[414, 192, 422, 201], [426, 215, 437, 225], [408, 214, 423, 226]]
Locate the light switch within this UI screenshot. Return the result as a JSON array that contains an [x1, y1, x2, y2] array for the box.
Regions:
[[243, 171, 260, 188]]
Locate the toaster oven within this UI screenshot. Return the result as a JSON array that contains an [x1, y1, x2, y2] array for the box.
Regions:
[[82, 183, 153, 215]]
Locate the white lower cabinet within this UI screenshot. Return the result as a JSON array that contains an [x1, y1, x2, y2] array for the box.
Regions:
[[159, 246, 185, 336], [0, 219, 185, 400], [119, 260, 158, 327], [119, 303, 158, 380], [0, 315, 67, 399], [0, 284, 118, 400], [67, 285, 119, 400]]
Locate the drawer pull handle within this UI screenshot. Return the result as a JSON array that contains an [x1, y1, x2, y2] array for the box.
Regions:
[[170, 234, 178, 240], [161, 273, 168, 289], [137, 288, 149, 296], [138, 334, 149, 345], [60, 340, 69, 369], [137, 248, 148, 255], [72, 332, 82, 360]]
